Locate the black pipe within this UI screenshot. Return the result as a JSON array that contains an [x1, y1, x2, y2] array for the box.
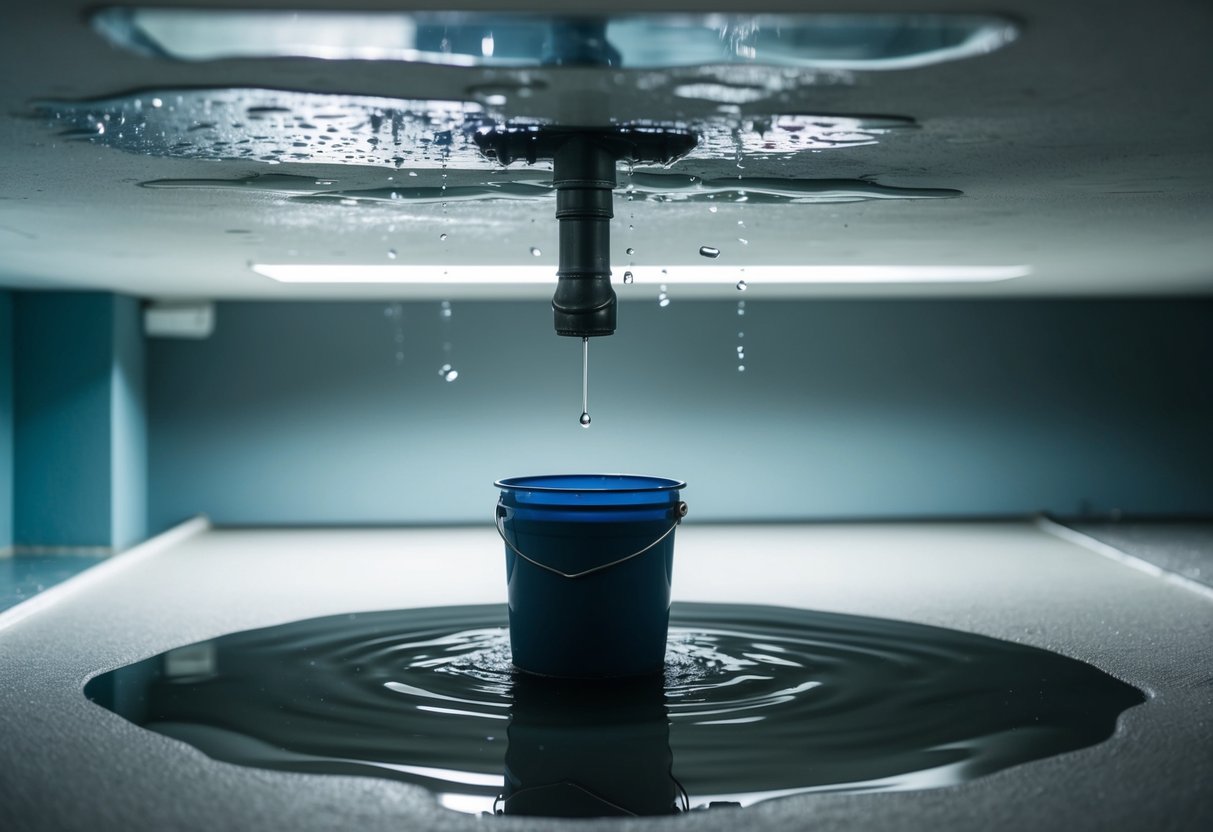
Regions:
[[552, 137, 617, 338]]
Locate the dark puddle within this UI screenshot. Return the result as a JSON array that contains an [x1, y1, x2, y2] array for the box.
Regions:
[[85, 603, 1143, 818]]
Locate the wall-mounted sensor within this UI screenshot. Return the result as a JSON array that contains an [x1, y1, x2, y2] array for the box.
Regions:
[[144, 301, 215, 339]]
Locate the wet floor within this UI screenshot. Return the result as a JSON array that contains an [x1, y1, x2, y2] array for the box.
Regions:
[[0, 555, 105, 612], [86, 602, 1144, 818]]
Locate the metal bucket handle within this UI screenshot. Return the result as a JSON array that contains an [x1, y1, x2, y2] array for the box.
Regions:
[[494, 501, 688, 580]]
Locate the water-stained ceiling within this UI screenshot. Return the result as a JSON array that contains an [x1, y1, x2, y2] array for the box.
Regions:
[[1, 0, 1211, 300]]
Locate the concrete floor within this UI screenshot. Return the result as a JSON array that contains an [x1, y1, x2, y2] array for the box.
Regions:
[[1069, 520, 1213, 590], [0, 519, 1210, 831]]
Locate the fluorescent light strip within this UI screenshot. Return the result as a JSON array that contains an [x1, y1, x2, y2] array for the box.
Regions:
[[253, 264, 1030, 285]]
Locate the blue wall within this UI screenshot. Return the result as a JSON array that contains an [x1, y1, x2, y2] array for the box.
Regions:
[[12, 293, 147, 551], [146, 299, 1213, 531], [111, 296, 148, 550], [0, 291, 11, 551], [14, 294, 115, 548]]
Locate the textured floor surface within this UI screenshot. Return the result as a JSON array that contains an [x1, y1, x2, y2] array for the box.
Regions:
[[1069, 520, 1213, 588], [0, 521, 1210, 832]]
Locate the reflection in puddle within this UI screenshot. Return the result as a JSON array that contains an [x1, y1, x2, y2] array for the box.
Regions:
[[86, 603, 1144, 818]]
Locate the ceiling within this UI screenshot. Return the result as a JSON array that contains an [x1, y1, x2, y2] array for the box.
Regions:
[[1, 0, 1211, 301]]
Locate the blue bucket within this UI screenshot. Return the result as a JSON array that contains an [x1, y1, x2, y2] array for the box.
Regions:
[[495, 474, 687, 678]]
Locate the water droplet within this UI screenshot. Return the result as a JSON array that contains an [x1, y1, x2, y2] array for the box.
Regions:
[[737, 346, 745, 353], [658, 294, 670, 308], [530, 246, 541, 256], [626, 247, 635, 256], [738, 364, 746, 372], [709, 205, 718, 213], [738, 220, 746, 227], [408, 171, 418, 177], [623, 271, 634, 284], [579, 411, 591, 428], [738, 238, 749, 245], [440, 300, 452, 318], [387, 248, 397, 260], [700, 245, 721, 259], [736, 280, 747, 291], [439, 363, 459, 382], [151, 98, 163, 108], [738, 331, 744, 338], [439, 233, 448, 241]]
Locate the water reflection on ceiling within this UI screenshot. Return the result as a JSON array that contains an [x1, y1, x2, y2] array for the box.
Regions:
[[92, 10, 1018, 71]]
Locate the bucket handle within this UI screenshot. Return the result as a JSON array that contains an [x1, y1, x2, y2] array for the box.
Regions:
[[492, 775, 691, 815], [494, 501, 688, 580]]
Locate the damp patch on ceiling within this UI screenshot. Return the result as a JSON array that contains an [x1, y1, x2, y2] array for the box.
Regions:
[[91, 9, 1018, 71], [33, 89, 918, 170]]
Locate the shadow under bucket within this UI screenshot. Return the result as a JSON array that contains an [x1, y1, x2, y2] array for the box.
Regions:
[[495, 474, 687, 678]]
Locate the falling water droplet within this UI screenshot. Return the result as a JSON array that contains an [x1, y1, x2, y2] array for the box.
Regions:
[[440, 300, 452, 319], [408, 171, 418, 177], [439, 363, 459, 382], [738, 238, 749, 245], [737, 220, 745, 228], [736, 280, 748, 291], [530, 246, 541, 257], [700, 246, 721, 259], [623, 271, 634, 284], [738, 364, 746, 372], [626, 247, 635, 256], [737, 301, 746, 316], [658, 294, 670, 308], [580, 337, 590, 428], [709, 205, 718, 213], [387, 249, 397, 260], [439, 233, 448, 241]]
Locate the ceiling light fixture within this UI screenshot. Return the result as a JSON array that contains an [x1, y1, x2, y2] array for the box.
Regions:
[[253, 264, 1030, 285]]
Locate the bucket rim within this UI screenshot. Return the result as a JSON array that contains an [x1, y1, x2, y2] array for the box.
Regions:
[[495, 473, 686, 493]]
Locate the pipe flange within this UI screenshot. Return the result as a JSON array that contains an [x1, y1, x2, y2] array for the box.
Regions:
[[474, 126, 697, 167]]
